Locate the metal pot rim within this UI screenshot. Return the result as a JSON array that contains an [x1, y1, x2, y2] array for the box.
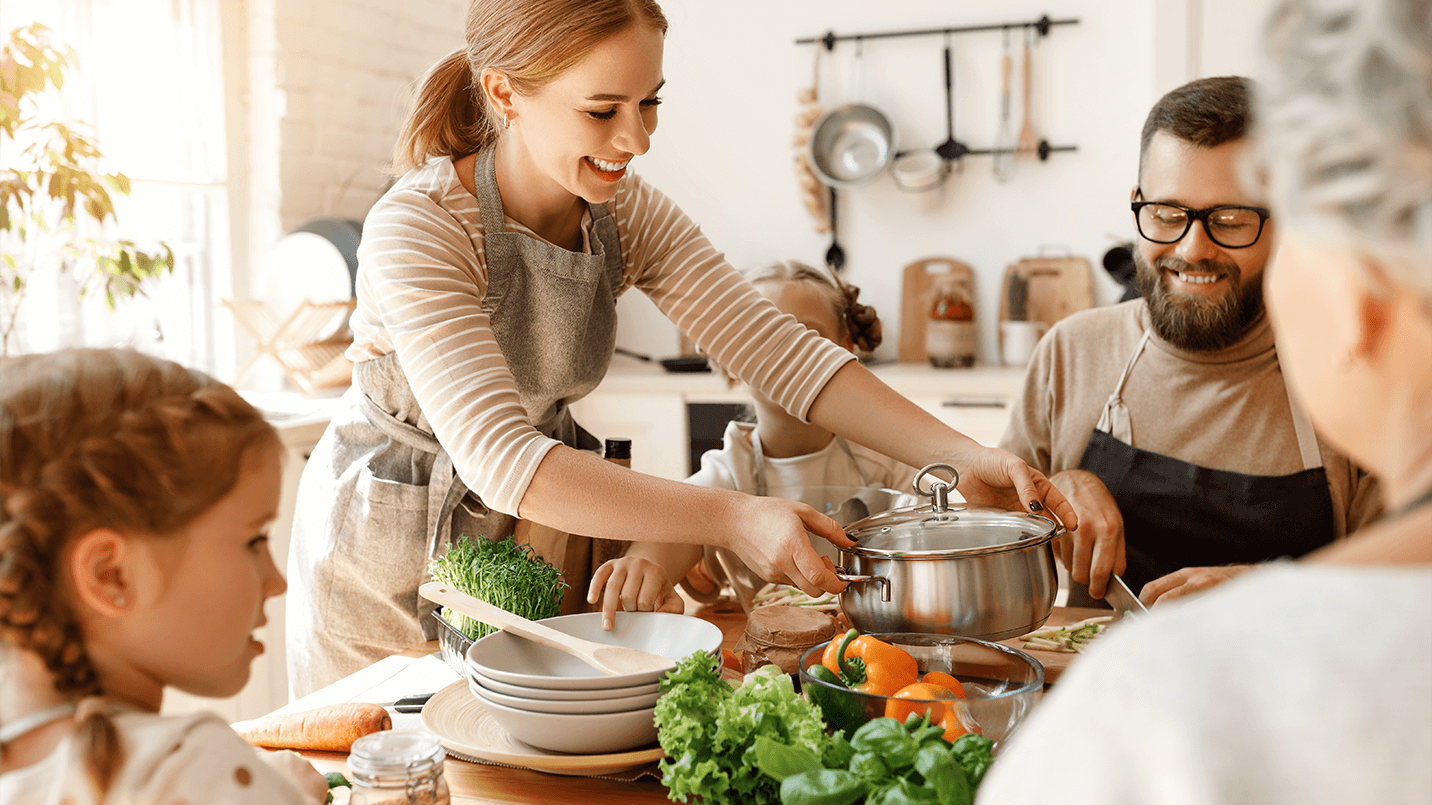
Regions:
[[842, 528, 1057, 560]]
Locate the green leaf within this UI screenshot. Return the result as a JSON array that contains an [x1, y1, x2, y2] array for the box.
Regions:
[[753, 735, 823, 783], [780, 770, 868, 805]]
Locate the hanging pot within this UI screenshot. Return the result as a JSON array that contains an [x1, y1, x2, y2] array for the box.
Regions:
[[835, 464, 1060, 641], [808, 103, 897, 188]]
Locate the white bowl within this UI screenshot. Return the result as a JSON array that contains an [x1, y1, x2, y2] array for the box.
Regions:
[[467, 667, 661, 700], [465, 611, 723, 690], [479, 693, 658, 754], [468, 677, 662, 715]]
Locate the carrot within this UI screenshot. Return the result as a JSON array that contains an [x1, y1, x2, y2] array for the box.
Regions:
[[231, 702, 392, 752]]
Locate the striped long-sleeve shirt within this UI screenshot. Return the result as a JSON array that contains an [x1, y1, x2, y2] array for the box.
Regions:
[[348, 156, 854, 516]]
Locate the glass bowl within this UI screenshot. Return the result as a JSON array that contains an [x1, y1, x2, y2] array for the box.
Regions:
[[798, 633, 1044, 752]]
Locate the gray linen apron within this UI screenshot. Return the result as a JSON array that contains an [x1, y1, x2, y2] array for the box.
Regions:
[[286, 146, 624, 697]]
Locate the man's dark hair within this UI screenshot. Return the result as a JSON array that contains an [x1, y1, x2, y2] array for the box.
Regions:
[[1139, 76, 1253, 179]]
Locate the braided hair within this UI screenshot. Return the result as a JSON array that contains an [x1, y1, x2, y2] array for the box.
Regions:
[[745, 260, 884, 354], [0, 348, 278, 792]]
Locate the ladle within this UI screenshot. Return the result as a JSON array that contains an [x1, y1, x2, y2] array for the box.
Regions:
[[824, 186, 845, 271], [934, 42, 970, 165], [419, 582, 675, 676]]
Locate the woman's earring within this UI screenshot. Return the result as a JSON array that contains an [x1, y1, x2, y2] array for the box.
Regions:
[[113, 595, 127, 608], [503, 113, 511, 130]]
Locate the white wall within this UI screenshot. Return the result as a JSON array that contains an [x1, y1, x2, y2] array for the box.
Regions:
[[615, 0, 1276, 365]]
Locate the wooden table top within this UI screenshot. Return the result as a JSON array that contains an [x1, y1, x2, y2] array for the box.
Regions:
[[292, 600, 1101, 804]]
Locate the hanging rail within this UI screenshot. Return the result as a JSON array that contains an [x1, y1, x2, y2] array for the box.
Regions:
[[795, 14, 1079, 49]]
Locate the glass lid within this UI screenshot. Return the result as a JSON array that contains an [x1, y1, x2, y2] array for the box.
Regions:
[[844, 464, 1061, 557]]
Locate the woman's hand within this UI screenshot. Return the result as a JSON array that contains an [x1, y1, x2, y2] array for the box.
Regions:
[[952, 445, 1080, 531], [1140, 564, 1252, 606], [587, 556, 686, 630], [716, 495, 854, 598]]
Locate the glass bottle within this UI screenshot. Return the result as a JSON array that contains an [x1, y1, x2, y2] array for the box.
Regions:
[[348, 730, 451, 805]]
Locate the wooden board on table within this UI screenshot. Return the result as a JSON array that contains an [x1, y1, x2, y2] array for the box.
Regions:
[[898, 257, 976, 363], [1001, 605, 1121, 684], [997, 254, 1095, 331]]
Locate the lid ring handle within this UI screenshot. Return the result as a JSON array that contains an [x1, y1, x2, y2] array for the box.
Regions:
[[913, 463, 960, 512]]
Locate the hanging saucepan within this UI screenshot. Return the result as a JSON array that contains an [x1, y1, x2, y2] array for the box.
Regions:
[[834, 464, 1060, 641], [892, 41, 968, 193]]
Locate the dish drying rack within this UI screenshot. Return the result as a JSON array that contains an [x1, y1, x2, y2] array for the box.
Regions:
[[223, 298, 356, 395]]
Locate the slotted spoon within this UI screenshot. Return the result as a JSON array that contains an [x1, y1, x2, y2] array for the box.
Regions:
[[419, 582, 675, 677]]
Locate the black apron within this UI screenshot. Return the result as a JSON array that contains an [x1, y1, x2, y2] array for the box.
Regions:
[[1076, 330, 1336, 594]]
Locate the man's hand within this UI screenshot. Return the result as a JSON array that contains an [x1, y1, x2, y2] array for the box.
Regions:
[[1139, 564, 1253, 606], [1047, 469, 1126, 599]]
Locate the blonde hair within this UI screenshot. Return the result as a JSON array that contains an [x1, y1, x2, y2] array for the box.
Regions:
[[745, 260, 884, 354], [1261, 0, 1432, 299], [0, 348, 278, 793], [391, 0, 669, 174]]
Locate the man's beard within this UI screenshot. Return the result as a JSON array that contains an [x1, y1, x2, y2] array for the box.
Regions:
[[1134, 250, 1265, 351]]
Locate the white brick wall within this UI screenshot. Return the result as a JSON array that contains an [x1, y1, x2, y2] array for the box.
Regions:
[[267, 0, 465, 232]]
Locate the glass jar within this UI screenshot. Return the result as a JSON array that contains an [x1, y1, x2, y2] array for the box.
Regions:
[[348, 731, 451, 805], [926, 277, 977, 368]]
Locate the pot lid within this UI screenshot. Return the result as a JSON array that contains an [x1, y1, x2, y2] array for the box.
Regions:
[[844, 464, 1061, 558]]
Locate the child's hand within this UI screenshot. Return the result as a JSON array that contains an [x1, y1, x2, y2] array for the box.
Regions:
[[587, 556, 685, 630]]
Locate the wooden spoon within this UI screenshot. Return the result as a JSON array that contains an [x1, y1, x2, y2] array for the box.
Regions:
[[1015, 28, 1040, 159], [419, 582, 676, 677]]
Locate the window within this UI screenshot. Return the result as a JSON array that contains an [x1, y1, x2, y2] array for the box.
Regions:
[[0, 0, 229, 370]]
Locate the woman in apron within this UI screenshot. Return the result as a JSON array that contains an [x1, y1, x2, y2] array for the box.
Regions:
[[286, 0, 1076, 697]]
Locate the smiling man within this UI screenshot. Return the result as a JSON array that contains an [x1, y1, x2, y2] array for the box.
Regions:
[[999, 76, 1382, 607]]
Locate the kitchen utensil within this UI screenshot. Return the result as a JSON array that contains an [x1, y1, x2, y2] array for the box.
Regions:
[[808, 37, 896, 188], [1104, 574, 1149, 617], [1016, 27, 1040, 158], [992, 29, 1016, 182], [897, 257, 975, 363], [890, 149, 946, 193], [825, 186, 845, 271], [422, 681, 664, 775], [464, 610, 722, 689], [799, 633, 1043, 752], [934, 42, 970, 165], [834, 464, 1061, 641], [421, 582, 674, 677], [999, 320, 1046, 366], [477, 690, 658, 754], [808, 103, 897, 187], [468, 678, 661, 715], [613, 347, 710, 373]]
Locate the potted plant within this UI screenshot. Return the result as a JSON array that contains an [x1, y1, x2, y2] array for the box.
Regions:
[[0, 22, 174, 356]]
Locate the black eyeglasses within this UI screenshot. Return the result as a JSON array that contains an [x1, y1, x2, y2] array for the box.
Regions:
[[1131, 190, 1271, 249]]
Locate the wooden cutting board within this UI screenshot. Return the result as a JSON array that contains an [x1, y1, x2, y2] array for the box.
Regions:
[[1000, 605, 1124, 684], [898, 257, 976, 363], [997, 254, 1095, 332]]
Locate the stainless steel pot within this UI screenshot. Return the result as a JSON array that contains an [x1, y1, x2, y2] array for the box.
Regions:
[[835, 464, 1060, 641], [807, 103, 897, 187]]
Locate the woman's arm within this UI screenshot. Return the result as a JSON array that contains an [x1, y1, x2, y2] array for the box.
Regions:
[[806, 361, 1079, 529]]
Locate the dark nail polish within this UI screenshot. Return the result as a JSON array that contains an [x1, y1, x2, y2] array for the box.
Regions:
[[1030, 501, 1043, 512]]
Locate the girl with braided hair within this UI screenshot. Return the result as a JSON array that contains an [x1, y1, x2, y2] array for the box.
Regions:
[[588, 261, 919, 621], [0, 349, 326, 802]]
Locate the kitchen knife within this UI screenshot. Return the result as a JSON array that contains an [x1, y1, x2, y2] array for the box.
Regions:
[[1104, 574, 1148, 617]]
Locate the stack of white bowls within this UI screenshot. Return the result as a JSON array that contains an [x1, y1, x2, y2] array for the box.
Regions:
[[464, 611, 724, 754]]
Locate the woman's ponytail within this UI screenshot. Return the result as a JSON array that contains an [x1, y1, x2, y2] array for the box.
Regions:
[[390, 48, 496, 175]]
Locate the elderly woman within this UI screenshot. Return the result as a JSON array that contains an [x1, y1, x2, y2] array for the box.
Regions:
[[975, 1, 1432, 803]]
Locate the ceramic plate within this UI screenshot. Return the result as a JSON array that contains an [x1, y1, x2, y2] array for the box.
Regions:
[[421, 680, 664, 776]]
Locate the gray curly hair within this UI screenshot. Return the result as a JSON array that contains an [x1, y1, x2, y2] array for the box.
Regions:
[[1260, 0, 1432, 298]]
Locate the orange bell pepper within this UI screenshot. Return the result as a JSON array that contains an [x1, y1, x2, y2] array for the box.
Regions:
[[921, 671, 967, 699], [820, 629, 919, 698], [884, 681, 982, 742]]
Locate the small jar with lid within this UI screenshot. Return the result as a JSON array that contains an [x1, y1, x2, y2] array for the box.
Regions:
[[733, 604, 840, 674], [348, 730, 451, 805], [926, 275, 977, 368]]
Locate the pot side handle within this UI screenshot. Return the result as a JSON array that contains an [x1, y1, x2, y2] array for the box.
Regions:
[[834, 568, 891, 602]]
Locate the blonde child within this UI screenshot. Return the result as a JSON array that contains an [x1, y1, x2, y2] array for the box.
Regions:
[[0, 349, 326, 802], [588, 261, 920, 623]]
